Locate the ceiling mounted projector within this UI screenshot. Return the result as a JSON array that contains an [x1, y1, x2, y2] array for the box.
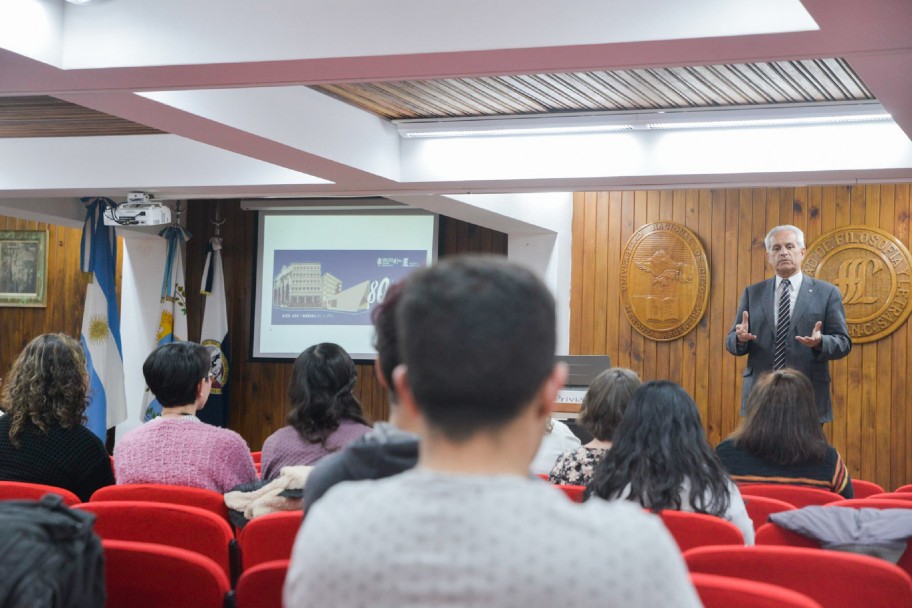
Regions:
[[103, 195, 171, 226]]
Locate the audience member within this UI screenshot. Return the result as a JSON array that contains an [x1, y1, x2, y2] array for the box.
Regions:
[[0, 333, 114, 501], [261, 343, 372, 480], [549, 367, 640, 486], [529, 417, 580, 476], [589, 381, 754, 544], [114, 341, 257, 492], [716, 368, 853, 497], [285, 256, 701, 608], [301, 282, 421, 510]]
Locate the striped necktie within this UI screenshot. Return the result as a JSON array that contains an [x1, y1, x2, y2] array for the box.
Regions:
[[773, 279, 791, 370]]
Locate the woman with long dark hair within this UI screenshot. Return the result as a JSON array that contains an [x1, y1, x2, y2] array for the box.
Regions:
[[0, 333, 114, 501], [589, 380, 753, 543], [716, 369, 852, 497], [261, 343, 371, 480]]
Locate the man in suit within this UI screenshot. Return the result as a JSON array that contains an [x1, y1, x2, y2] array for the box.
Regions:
[[726, 225, 851, 423]]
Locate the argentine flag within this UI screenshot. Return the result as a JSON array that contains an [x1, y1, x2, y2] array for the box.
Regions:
[[198, 235, 230, 428], [143, 225, 190, 421], [80, 198, 128, 441]]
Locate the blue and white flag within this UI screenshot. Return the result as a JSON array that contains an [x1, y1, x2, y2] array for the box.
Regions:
[[198, 236, 230, 428], [142, 225, 190, 421], [80, 198, 128, 440]]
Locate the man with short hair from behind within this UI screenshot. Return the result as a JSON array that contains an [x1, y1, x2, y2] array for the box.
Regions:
[[284, 256, 701, 608], [300, 281, 421, 511]]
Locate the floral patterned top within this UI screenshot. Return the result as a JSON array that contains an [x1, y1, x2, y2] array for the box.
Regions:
[[548, 446, 607, 486]]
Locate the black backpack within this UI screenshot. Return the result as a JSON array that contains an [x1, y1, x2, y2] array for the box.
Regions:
[[0, 494, 105, 608]]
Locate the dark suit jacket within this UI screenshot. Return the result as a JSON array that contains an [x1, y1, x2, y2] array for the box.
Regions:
[[725, 275, 851, 422]]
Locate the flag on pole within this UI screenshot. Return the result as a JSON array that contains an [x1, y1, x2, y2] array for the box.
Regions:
[[80, 197, 128, 441], [198, 236, 230, 427], [142, 224, 190, 421]]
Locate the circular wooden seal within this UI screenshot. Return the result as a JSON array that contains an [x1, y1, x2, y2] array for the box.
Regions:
[[802, 226, 912, 344], [620, 222, 710, 341]]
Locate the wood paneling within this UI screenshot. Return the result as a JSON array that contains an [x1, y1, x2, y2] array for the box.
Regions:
[[0, 214, 122, 383], [184, 203, 507, 451], [570, 185, 912, 491], [0, 97, 162, 138]]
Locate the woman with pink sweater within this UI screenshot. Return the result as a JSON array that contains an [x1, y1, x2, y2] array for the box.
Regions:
[[114, 342, 257, 492]]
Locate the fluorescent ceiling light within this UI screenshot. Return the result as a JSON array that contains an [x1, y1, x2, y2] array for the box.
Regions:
[[396, 102, 891, 139]]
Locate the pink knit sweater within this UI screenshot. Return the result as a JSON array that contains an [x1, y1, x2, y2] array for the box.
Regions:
[[113, 416, 257, 493]]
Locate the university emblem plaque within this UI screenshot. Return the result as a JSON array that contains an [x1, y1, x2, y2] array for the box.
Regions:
[[620, 222, 710, 341], [803, 226, 912, 344]]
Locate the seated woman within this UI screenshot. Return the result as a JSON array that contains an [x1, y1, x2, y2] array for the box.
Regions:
[[589, 381, 754, 544], [529, 417, 580, 477], [716, 368, 853, 498], [261, 343, 372, 480], [114, 342, 257, 493], [0, 333, 114, 502], [549, 368, 640, 486]]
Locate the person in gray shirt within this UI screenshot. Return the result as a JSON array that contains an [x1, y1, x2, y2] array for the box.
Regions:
[[285, 256, 701, 608]]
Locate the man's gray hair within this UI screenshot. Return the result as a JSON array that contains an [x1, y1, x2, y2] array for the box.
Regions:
[[765, 225, 805, 251]]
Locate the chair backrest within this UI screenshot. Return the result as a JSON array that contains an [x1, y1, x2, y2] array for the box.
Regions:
[[238, 510, 303, 569], [851, 479, 885, 498], [250, 451, 262, 464], [684, 545, 912, 608], [103, 539, 230, 608], [757, 510, 912, 579], [0, 480, 80, 506], [868, 492, 912, 502], [738, 484, 845, 508], [555, 483, 585, 503], [690, 572, 823, 608], [754, 522, 821, 549], [235, 559, 289, 608], [75, 500, 238, 580], [90, 483, 230, 521], [895, 484, 912, 493], [658, 509, 744, 552], [743, 495, 797, 532]]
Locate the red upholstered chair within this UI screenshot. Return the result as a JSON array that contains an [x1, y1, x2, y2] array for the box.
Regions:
[[254, 461, 262, 477], [75, 501, 239, 582], [742, 495, 796, 532], [658, 510, 744, 552], [555, 483, 585, 503], [250, 451, 262, 464], [0, 480, 80, 506], [756, 514, 912, 579], [690, 572, 823, 608], [868, 492, 912, 502], [103, 539, 230, 608], [238, 511, 303, 569], [90, 483, 230, 522], [737, 484, 845, 508], [895, 484, 912, 493], [235, 559, 289, 608], [684, 545, 912, 608], [851, 479, 885, 498]]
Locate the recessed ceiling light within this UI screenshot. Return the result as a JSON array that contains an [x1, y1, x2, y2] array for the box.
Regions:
[[65, 0, 94, 5]]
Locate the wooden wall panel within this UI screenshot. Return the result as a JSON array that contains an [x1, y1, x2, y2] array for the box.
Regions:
[[571, 185, 912, 491], [184, 204, 507, 451], [0, 214, 121, 384]]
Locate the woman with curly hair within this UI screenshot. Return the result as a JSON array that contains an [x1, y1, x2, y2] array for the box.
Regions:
[[0, 333, 114, 501], [589, 381, 754, 544], [260, 343, 372, 480]]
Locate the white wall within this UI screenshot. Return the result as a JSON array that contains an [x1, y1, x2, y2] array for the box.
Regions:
[[116, 232, 167, 438]]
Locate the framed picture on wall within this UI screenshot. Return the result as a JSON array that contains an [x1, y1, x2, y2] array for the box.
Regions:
[[0, 230, 48, 307]]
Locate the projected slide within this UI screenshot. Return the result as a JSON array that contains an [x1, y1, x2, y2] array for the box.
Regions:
[[253, 210, 437, 359], [271, 250, 426, 325]]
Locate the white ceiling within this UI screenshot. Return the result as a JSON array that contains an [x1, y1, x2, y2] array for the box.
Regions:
[[1, 0, 911, 203]]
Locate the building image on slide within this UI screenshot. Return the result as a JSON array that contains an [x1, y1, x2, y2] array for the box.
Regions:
[[273, 262, 369, 312]]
